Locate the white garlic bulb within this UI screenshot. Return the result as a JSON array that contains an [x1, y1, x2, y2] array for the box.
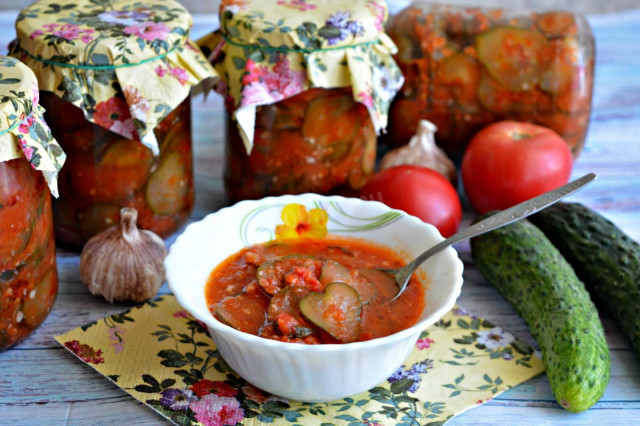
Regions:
[[79, 207, 168, 303], [380, 120, 458, 185]]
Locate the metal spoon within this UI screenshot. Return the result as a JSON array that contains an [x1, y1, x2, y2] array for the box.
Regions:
[[382, 173, 597, 301]]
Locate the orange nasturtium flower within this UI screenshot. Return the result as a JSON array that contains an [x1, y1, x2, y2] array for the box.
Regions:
[[275, 203, 328, 240]]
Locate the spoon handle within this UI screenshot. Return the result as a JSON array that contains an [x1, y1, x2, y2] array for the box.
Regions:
[[407, 173, 597, 272]]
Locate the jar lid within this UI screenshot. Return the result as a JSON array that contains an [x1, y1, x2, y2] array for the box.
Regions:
[[11, 0, 217, 153], [203, 0, 404, 152], [0, 55, 65, 196]]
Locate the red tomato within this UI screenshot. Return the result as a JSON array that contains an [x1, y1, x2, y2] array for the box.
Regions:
[[360, 165, 462, 237], [461, 121, 573, 214]]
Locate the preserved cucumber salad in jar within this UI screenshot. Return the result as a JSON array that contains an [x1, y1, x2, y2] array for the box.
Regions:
[[199, 0, 404, 202], [387, 3, 595, 160], [0, 56, 66, 350], [10, 0, 217, 248]]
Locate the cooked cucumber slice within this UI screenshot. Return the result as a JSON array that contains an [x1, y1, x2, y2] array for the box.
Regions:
[[354, 268, 398, 304], [476, 27, 548, 92], [146, 152, 188, 216], [267, 286, 311, 321], [215, 293, 269, 335], [299, 282, 362, 343], [319, 260, 352, 286]]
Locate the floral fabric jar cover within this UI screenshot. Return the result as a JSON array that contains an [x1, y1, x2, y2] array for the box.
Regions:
[[203, 0, 404, 152], [0, 55, 64, 194], [0, 55, 64, 350], [10, 0, 217, 154]]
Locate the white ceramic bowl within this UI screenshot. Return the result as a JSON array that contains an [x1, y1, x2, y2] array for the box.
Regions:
[[166, 194, 463, 402]]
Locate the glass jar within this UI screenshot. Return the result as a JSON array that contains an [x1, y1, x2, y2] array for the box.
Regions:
[[41, 93, 194, 249], [204, 0, 403, 203], [0, 158, 57, 350], [387, 4, 595, 160], [225, 88, 376, 203], [10, 0, 217, 248]]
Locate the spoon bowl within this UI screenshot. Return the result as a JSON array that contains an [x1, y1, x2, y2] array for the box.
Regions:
[[383, 173, 597, 301]]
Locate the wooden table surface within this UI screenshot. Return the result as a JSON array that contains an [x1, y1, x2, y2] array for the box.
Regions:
[[1, 9, 640, 426]]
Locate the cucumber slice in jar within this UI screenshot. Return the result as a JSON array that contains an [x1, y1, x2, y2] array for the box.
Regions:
[[439, 53, 481, 112], [101, 138, 153, 168], [21, 268, 57, 327], [78, 204, 121, 239], [302, 92, 361, 146], [299, 282, 362, 343], [475, 27, 548, 92], [146, 152, 188, 216], [477, 71, 512, 113], [536, 11, 576, 36]]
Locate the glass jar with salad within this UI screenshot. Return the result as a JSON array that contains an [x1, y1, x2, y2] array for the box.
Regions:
[[200, 0, 403, 203], [0, 56, 66, 350], [386, 3, 595, 160], [11, 0, 217, 248]]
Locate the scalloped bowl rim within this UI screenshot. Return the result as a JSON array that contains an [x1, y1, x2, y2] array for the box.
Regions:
[[166, 194, 464, 354]]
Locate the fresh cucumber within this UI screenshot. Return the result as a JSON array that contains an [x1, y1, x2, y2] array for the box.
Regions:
[[530, 202, 640, 357], [470, 218, 610, 412]]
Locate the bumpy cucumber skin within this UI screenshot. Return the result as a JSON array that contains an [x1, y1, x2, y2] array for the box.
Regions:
[[530, 202, 640, 357], [470, 219, 610, 412]]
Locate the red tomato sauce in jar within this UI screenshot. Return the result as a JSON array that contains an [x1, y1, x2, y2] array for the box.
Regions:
[[205, 237, 425, 344], [224, 88, 377, 203], [42, 93, 194, 249], [0, 158, 58, 350]]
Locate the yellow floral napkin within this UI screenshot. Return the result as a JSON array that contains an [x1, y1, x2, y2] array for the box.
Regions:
[[55, 296, 543, 425]]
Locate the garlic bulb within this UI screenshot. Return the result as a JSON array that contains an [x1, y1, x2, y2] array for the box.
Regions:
[[380, 120, 458, 185], [79, 207, 168, 303]]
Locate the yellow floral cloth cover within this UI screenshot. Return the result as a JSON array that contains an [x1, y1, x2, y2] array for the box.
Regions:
[[200, 0, 404, 152], [0, 55, 65, 195], [56, 296, 543, 425], [10, 0, 216, 154]]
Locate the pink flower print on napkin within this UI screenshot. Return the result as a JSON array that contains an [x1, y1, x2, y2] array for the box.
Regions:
[[189, 394, 245, 426], [124, 21, 171, 41], [416, 337, 434, 350], [240, 55, 306, 106], [276, 0, 317, 11], [93, 97, 137, 139], [169, 67, 189, 85], [155, 65, 167, 77], [123, 86, 150, 121], [108, 325, 126, 354], [190, 379, 238, 398], [357, 88, 374, 109], [30, 23, 94, 42], [64, 340, 104, 364], [367, 1, 386, 32], [18, 113, 35, 134], [19, 139, 35, 163]]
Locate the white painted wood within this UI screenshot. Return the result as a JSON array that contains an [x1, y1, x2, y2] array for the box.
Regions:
[[1, 8, 640, 426]]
